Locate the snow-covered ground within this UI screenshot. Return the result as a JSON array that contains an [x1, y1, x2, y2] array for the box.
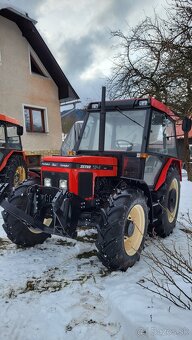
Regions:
[[0, 175, 191, 340]]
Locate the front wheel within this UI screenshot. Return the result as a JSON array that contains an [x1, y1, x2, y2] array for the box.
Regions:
[[96, 188, 148, 271], [2, 179, 50, 247]]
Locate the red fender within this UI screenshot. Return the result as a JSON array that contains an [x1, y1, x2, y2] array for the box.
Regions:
[[0, 150, 25, 172], [154, 158, 182, 191]]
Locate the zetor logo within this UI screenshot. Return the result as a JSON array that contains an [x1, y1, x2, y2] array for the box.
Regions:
[[80, 164, 92, 169]]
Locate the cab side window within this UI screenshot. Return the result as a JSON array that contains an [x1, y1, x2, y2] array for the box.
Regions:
[[148, 111, 177, 156]]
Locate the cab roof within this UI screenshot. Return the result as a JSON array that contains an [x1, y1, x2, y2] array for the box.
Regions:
[[0, 113, 21, 126], [87, 97, 178, 120]]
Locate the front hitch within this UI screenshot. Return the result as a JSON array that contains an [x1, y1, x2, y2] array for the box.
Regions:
[[0, 186, 77, 237], [1, 199, 54, 234]]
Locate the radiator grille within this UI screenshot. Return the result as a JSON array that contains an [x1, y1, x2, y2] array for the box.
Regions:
[[78, 172, 93, 198]]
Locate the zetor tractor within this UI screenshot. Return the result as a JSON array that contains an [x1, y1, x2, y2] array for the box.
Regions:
[[0, 113, 27, 194], [0, 88, 182, 271]]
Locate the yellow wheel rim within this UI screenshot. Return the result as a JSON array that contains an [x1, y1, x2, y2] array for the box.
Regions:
[[14, 166, 26, 187], [167, 178, 179, 223], [124, 204, 145, 256]]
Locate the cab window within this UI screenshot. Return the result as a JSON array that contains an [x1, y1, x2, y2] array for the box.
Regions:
[[79, 112, 100, 150], [148, 111, 177, 156], [7, 125, 21, 150]]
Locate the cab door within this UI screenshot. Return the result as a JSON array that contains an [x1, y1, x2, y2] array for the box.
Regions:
[[144, 111, 177, 187]]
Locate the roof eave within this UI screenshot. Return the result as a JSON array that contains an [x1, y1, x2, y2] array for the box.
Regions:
[[0, 5, 37, 24]]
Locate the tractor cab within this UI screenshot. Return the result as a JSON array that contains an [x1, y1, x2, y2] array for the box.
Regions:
[[72, 95, 179, 189]]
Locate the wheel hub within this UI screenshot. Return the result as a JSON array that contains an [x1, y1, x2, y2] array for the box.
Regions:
[[168, 188, 176, 212], [125, 221, 135, 237]]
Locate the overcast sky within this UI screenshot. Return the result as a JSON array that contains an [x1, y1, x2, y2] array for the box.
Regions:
[[2, 0, 167, 107]]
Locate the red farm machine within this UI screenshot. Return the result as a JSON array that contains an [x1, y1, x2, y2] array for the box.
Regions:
[[0, 113, 27, 194], [0, 88, 182, 271]]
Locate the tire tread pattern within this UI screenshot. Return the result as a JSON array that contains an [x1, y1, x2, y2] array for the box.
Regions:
[[2, 179, 50, 247], [96, 188, 148, 271]]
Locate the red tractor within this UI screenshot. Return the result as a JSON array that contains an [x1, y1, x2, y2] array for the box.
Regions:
[[0, 113, 27, 194], [0, 88, 182, 271]]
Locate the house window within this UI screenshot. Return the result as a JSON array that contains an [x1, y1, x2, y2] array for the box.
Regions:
[[30, 54, 48, 77], [24, 107, 46, 133], [29, 48, 49, 78]]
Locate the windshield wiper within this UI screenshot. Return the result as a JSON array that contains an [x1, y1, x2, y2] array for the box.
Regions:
[[115, 106, 144, 128]]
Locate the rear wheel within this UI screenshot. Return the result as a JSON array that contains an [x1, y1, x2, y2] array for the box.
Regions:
[[153, 167, 180, 237], [2, 154, 27, 194], [2, 179, 50, 247], [96, 188, 148, 271]]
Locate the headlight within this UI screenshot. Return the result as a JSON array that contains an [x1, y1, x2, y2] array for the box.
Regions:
[[44, 178, 52, 187], [59, 179, 68, 190]]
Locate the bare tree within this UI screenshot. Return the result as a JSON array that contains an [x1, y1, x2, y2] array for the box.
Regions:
[[167, 0, 192, 179], [108, 16, 170, 100], [108, 0, 192, 179], [138, 227, 192, 310]]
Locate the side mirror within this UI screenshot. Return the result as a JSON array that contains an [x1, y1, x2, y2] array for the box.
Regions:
[[182, 117, 191, 133], [17, 125, 23, 136]]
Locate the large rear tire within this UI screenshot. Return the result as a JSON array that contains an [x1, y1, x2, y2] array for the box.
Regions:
[[96, 188, 148, 271], [1, 154, 27, 195], [2, 179, 50, 247], [153, 167, 180, 237]]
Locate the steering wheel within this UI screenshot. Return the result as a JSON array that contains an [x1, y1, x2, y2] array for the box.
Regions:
[[115, 139, 133, 150]]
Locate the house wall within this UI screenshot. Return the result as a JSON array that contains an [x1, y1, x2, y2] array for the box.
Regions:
[[177, 138, 192, 161], [0, 16, 62, 157]]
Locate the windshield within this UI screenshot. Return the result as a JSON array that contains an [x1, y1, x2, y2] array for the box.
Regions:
[[79, 109, 146, 152], [105, 110, 146, 152]]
